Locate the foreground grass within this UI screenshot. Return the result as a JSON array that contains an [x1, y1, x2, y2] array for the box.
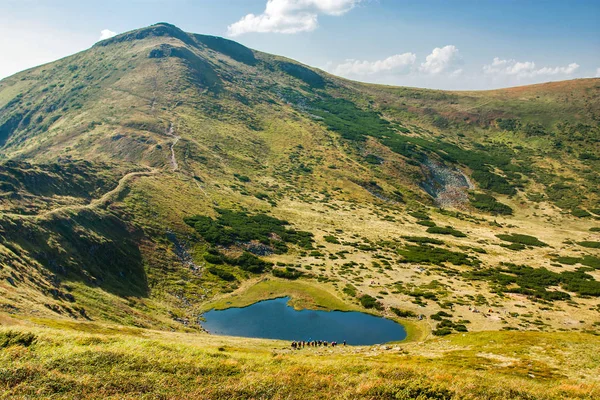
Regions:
[[1, 317, 599, 399]]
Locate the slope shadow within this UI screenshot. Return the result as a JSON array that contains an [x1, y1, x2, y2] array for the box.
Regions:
[[1, 208, 148, 298]]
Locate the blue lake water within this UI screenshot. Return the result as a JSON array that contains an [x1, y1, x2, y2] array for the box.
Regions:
[[201, 297, 407, 345]]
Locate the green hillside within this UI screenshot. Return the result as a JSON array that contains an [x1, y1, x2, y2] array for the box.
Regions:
[[0, 23, 599, 398]]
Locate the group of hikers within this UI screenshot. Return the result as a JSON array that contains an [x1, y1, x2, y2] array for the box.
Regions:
[[291, 340, 345, 349]]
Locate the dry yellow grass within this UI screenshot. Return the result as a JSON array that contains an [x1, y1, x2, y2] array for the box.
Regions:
[[0, 315, 598, 399]]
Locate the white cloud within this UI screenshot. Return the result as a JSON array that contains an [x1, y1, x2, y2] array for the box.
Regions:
[[596, 67, 600, 77], [326, 45, 465, 82], [420, 45, 461, 75], [99, 29, 117, 41], [483, 57, 579, 78], [331, 53, 417, 77], [227, 0, 362, 36]]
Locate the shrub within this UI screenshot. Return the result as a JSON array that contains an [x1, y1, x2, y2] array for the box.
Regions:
[[324, 235, 340, 244], [469, 193, 513, 215], [390, 308, 416, 318], [272, 267, 303, 280], [426, 226, 467, 238], [523, 123, 547, 136], [409, 211, 430, 220], [464, 263, 600, 299], [359, 294, 383, 310], [417, 220, 436, 227], [208, 267, 236, 281], [232, 252, 273, 273], [184, 209, 314, 250], [431, 311, 453, 319], [572, 209, 592, 218], [471, 170, 516, 195], [554, 255, 600, 269], [432, 328, 452, 336], [204, 253, 224, 264], [496, 118, 520, 131], [496, 233, 548, 247], [233, 174, 250, 182], [501, 243, 527, 251], [398, 244, 479, 266], [578, 241, 600, 249], [401, 236, 444, 245]]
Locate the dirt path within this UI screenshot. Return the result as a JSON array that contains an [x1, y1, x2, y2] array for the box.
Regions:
[[166, 122, 181, 171], [0, 169, 158, 220]]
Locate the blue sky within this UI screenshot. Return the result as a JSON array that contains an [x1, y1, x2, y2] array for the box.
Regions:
[[1, 0, 598, 89]]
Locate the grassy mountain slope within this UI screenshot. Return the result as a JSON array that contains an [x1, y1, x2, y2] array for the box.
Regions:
[[0, 23, 599, 398]]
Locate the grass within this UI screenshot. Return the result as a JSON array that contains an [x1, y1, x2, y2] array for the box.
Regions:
[[201, 277, 359, 312], [0, 320, 598, 399]]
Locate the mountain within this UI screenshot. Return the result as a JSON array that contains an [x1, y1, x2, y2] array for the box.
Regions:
[[1, 23, 599, 398]]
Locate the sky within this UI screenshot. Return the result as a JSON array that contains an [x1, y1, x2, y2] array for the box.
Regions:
[[1, 0, 599, 90]]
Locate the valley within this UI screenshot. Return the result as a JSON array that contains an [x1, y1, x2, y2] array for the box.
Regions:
[[0, 22, 599, 399]]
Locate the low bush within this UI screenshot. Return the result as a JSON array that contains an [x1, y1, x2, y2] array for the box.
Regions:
[[184, 209, 314, 251], [426, 226, 467, 238], [324, 235, 340, 244], [572, 208, 592, 218], [232, 252, 273, 273], [578, 241, 600, 249], [409, 211, 431, 220], [359, 294, 383, 310], [464, 263, 600, 299], [208, 267, 236, 281], [496, 233, 548, 247], [390, 308, 417, 318], [401, 236, 444, 245], [554, 255, 600, 269], [432, 327, 452, 336], [417, 220, 436, 227], [272, 267, 303, 280], [430, 311, 453, 321], [233, 174, 250, 182], [469, 193, 513, 215], [204, 253, 224, 264], [398, 244, 479, 266], [500, 243, 527, 251]]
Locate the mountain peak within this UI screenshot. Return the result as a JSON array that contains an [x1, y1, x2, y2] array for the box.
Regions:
[[95, 22, 195, 47], [94, 22, 258, 66]]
